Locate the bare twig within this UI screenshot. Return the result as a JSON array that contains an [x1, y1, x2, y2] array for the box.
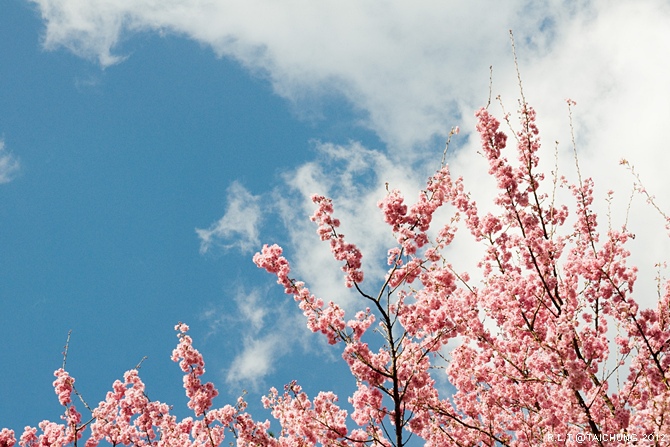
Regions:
[[486, 65, 493, 109], [62, 330, 73, 370], [135, 356, 148, 370], [509, 30, 527, 106], [441, 126, 459, 168]]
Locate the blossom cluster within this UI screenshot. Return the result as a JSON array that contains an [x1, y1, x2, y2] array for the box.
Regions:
[[311, 194, 364, 287], [6, 325, 271, 447], [252, 101, 670, 445], [253, 243, 346, 344], [171, 323, 219, 416]]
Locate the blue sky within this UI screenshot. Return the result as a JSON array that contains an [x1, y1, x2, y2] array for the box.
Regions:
[[2, 0, 670, 437]]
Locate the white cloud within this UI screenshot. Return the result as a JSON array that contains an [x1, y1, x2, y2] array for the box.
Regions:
[[0, 140, 20, 184], [225, 336, 281, 391], [200, 287, 268, 336], [196, 181, 261, 254], [203, 287, 308, 391]]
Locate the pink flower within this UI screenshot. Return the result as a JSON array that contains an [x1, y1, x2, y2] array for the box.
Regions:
[[52, 369, 74, 407], [0, 429, 16, 447]]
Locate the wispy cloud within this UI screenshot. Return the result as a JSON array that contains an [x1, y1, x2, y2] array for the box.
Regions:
[[196, 181, 261, 254], [225, 335, 283, 392], [0, 140, 20, 184], [200, 286, 306, 391]]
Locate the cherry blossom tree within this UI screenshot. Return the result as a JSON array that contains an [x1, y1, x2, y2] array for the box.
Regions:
[[2, 96, 670, 447]]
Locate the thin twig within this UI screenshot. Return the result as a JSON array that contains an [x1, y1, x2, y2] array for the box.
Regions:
[[567, 99, 584, 190], [440, 127, 459, 168], [486, 65, 493, 109], [509, 30, 526, 106], [135, 356, 148, 370], [62, 330, 73, 370]]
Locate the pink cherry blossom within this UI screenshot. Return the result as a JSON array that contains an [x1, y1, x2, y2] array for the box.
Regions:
[[0, 429, 16, 447]]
